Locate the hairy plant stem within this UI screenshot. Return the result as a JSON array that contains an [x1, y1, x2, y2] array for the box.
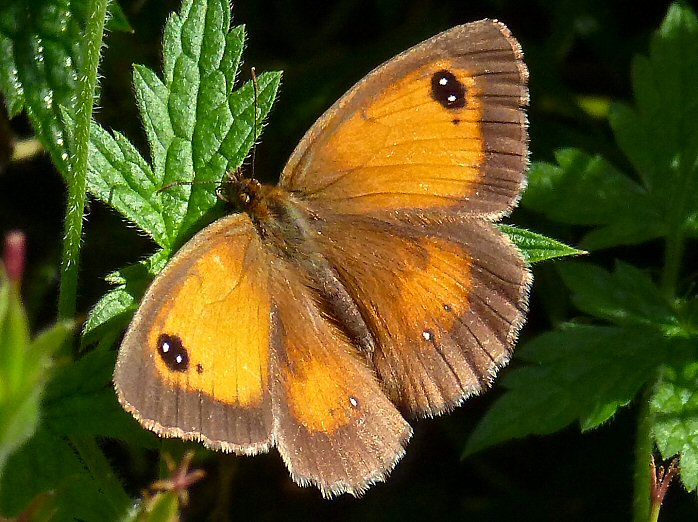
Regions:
[[57, 0, 130, 511], [57, 0, 108, 320]]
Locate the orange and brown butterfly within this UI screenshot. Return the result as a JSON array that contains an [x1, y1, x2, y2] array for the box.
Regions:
[[114, 19, 531, 497]]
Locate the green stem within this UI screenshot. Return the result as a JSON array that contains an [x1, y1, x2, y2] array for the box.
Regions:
[[58, 0, 131, 511], [633, 387, 653, 522], [69, 435, 131, 516], [659, 226, 684, 300], [57, 0, 108, 320]]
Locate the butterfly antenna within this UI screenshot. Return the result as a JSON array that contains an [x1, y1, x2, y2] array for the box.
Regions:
[[157, 180, 193, 193], [157, 179, 222, 194], [250, 66, 260, 181]]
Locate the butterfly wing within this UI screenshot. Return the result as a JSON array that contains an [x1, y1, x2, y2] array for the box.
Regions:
[[269, 264, 411, 497], [115, 214, 274, 454], [279, 19, 528, 219], [311, 214, 530, 417]]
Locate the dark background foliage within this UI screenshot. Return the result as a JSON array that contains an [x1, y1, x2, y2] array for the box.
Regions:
[[1, 0, 695, 520]]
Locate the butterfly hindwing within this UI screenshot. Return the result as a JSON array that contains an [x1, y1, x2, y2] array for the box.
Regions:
[[115, 214, 274, 454], [280, 20, 528, 219], [312, 213, 531, 417], [269, 264, 412, 497]]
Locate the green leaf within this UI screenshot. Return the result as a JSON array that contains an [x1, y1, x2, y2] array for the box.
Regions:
[[85, 0, 281, 350], [464, 325, 667, 456], [524, 149, 661, 250], [0, 430, 129, 521], [0, 276, 71, 481], [499, 225, 585, 264], [82, 251, 169, 345], [0, 280, 32, 480], [104, 1, 132, 33], [679, 297, 698, 338], [0, 1, 83, 175], [90, 0, 282, 252], [0, 344, 148, 518], [557, 261, 678, 330], [42, 348, 156, 446], [609, 3, 698, 238], [85, 120, 168, 247], [128, 493, 180, 522], [651, 358, 698, 491], [526, 4, 698, 249]]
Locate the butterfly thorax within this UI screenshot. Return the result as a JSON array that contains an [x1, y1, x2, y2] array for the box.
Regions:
[[230, 177, 305, 254], [230, 175, 377, 353]]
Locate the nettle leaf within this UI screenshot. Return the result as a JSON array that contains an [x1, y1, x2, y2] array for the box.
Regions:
[[87, 0, 281, 252], [464, 325, 667, 456], [84, 0, 281, 338], [85, 118, 168, 246], [82, 251, 169, 345], [651, 359, 698, 491], [558, 261, 678, 330], [0, 1, 127, 179], [499, 225, 584, 264], [0, 1, 81, 175]]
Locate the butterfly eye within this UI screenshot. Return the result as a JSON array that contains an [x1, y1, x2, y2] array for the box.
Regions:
[[430, 69, 466, 109], [157, 333, 190, 372]]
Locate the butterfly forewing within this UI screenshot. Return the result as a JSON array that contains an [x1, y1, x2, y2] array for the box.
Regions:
[[280, 20, 528, 219], [115, 215, 275, 454]]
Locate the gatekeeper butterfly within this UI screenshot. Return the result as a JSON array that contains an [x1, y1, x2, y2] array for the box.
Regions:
[[115, 19, 531, 497]]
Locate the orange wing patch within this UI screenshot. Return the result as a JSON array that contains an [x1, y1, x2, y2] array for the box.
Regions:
[[314, 214, 530, 417], [270, 265, 411, 497], [302, 62, 485, 213], [284, 356, 359, 433], [281, 20, 528, 218], [115, 215, 274, 454], [149, 237, 270, 407]]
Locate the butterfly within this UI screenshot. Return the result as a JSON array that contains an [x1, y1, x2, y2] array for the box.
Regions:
[[114, 19, 531, 498]]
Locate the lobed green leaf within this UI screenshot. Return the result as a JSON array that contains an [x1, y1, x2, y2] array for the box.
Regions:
[[524, 149, 661, 250], [465, 325, 668, 456], [651, 358, 698, 491], [557, 261, 678, 330]]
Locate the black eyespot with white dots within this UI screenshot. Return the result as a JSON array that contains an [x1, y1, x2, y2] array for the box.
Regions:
[[157, 334, 190, 372], [431, 69, 466, 109]]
